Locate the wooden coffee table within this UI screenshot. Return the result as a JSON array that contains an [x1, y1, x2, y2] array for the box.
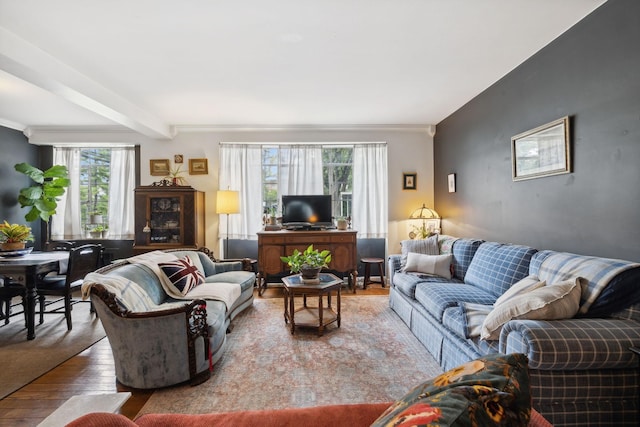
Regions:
[[282, 273, 342, 336]]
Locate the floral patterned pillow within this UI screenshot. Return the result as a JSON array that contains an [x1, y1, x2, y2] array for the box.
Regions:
[[371, 353, 531, 427]]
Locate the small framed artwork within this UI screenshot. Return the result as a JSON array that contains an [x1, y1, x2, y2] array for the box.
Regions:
[[448, 173, 456, 193], [403, 173, 417, 190], [512, 116, 570, 181], [189, 158, 209, 175], [174, 154, 184, 163], [150, 159, 170, 176]]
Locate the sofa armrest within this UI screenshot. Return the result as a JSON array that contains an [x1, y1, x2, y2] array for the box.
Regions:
[[500, 318, 640, 370], [90, 284, 211, 388], [388, 254, 402, 286]]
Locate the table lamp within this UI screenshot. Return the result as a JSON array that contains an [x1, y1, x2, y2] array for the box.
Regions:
[[408, 203, 440, 238]]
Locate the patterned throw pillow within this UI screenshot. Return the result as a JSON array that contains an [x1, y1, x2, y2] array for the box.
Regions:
[[159, 256, 205, 295], [371, 353, 531, 427]]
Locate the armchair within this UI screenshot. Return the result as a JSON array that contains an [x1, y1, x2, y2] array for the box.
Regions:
[[85, 248, 255, 389]]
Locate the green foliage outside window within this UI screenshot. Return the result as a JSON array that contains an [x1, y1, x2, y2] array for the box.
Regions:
[[261, 145, 353, 220], [80, 149, 110, 229]]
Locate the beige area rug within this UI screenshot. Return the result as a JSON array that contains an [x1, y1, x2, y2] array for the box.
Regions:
[[138, 295, 443, 415], [0, 298, 106, 399]]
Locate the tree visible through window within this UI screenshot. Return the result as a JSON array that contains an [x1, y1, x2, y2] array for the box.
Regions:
[[80, 148, 110, 234], [261, 145, 353, 220]]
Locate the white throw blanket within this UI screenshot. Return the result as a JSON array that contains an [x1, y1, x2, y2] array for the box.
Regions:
[[81, 272, 188, 312], [126, 251, 241, 311]]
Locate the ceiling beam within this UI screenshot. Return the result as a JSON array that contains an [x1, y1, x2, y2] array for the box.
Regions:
[[0, 27, 172, 140]]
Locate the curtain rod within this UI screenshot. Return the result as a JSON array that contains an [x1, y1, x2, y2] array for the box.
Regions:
[[219, 141, 387, 146]]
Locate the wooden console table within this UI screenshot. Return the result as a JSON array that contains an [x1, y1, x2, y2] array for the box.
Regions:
[[257, 229, 358, 296]]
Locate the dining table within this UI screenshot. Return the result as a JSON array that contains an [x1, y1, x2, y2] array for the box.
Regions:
[[0, 250, 69, 340]]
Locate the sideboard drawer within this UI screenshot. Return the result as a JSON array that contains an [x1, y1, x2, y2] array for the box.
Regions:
[[330, 234, 356, 243], [286, 235, 331, 244]]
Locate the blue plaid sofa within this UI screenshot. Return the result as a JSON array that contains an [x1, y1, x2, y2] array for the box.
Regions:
[[388, 236, 640, 426]]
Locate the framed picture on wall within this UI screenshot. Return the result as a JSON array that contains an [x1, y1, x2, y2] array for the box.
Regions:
[[189, 158, 209, 175], [512, 116, 571, 181], [150, 159, 170, 176], [403, 173, 417, 190], [448, 173, 456, 193]]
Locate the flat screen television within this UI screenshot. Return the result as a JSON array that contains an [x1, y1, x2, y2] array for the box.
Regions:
[[282, 195, 333, 229]]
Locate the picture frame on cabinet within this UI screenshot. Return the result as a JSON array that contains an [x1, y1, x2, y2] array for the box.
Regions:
[[189, 158, 209, 175], [403, 173, 417, 190], [150, 159, 170, 176]]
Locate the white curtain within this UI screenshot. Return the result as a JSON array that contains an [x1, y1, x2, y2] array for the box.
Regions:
[[353, 143, 388, 238], [219, 144, 263, 240], [107, 147, 136, 239], [51, 147, 83, 240], [279, 145, 323, 196]]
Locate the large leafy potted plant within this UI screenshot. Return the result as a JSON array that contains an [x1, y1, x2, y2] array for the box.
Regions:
[[14, 163, 70, 223], [280, 244, 332, 280], [0, 221, 34, 251]]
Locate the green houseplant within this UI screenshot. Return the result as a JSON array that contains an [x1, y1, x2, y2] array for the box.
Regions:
[[89, 224, 107, 238], [165, 165, 187, 186], [14, 163, 70, 223], [280, 244, 332, 279], [14, 162, 70, 244], [0, 221, 34, 250]]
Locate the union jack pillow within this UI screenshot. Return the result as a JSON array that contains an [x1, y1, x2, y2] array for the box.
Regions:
[[159, 256, 205, 295]]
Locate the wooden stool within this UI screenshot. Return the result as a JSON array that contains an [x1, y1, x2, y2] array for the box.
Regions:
[[361, 257, 385, 289]]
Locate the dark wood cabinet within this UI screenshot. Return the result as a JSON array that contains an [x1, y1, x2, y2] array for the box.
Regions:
[[257, 229, 358, 295], [133, 185, 205, 254]]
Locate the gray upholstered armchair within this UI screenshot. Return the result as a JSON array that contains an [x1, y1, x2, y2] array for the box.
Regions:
[[86, 248, 255, 389]]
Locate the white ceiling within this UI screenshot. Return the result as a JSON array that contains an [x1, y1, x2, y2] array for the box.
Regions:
[[0, 0, 606, 140]]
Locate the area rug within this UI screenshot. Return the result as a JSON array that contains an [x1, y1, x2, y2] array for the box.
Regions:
[[138, 295, 443, 415], [0, 299, 106, 399]]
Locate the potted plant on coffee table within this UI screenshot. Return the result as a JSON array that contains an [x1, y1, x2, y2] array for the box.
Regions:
[[0, 221, 34, 251], [280, 244, 332, 281]]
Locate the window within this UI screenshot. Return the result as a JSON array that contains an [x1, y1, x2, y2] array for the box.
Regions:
[[51, 146, 136, 240], [260, 145, 353, 219], [219, 142, 386, 240], [79, 149, 110, 233]]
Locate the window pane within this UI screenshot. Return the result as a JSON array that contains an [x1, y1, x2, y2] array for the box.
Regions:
[[322, 147, 353, 219], [261, 144, 354, 222], [80, 148, 111, 235]]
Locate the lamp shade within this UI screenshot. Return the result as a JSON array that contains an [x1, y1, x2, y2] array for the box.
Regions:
[[409, 203, 439, 220], [216, 190, 239, 214]]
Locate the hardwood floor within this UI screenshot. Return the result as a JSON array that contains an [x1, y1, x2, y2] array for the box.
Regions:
[[0, 283, 389, 426]]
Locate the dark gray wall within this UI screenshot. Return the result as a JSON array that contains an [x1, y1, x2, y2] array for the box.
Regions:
[[434, 0, 640, 262], [0, 127, 43, 247]]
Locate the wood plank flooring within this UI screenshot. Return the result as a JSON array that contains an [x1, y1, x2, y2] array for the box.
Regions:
[[0, 284, 389, 426]]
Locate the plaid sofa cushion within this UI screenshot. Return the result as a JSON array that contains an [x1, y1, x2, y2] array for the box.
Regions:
[[415, 282, 495, 322], [464, 242, 537, 298], [450, 238, 484, 281], [531, 250, 640, 315], [393, 272, 462, 299]]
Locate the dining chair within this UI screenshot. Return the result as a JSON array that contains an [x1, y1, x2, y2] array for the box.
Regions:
[[0, 275, 26, 326], [36, 243, 102, 330]]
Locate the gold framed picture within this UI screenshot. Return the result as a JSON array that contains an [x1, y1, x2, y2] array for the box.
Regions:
[[403, 173, 417, 190], [150, 159, 170, 176], [174, 154, 184, 163], [189, 158, 209, 175]]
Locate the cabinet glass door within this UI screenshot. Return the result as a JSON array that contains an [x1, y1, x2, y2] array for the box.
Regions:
[[149, 196, 182, 245]]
